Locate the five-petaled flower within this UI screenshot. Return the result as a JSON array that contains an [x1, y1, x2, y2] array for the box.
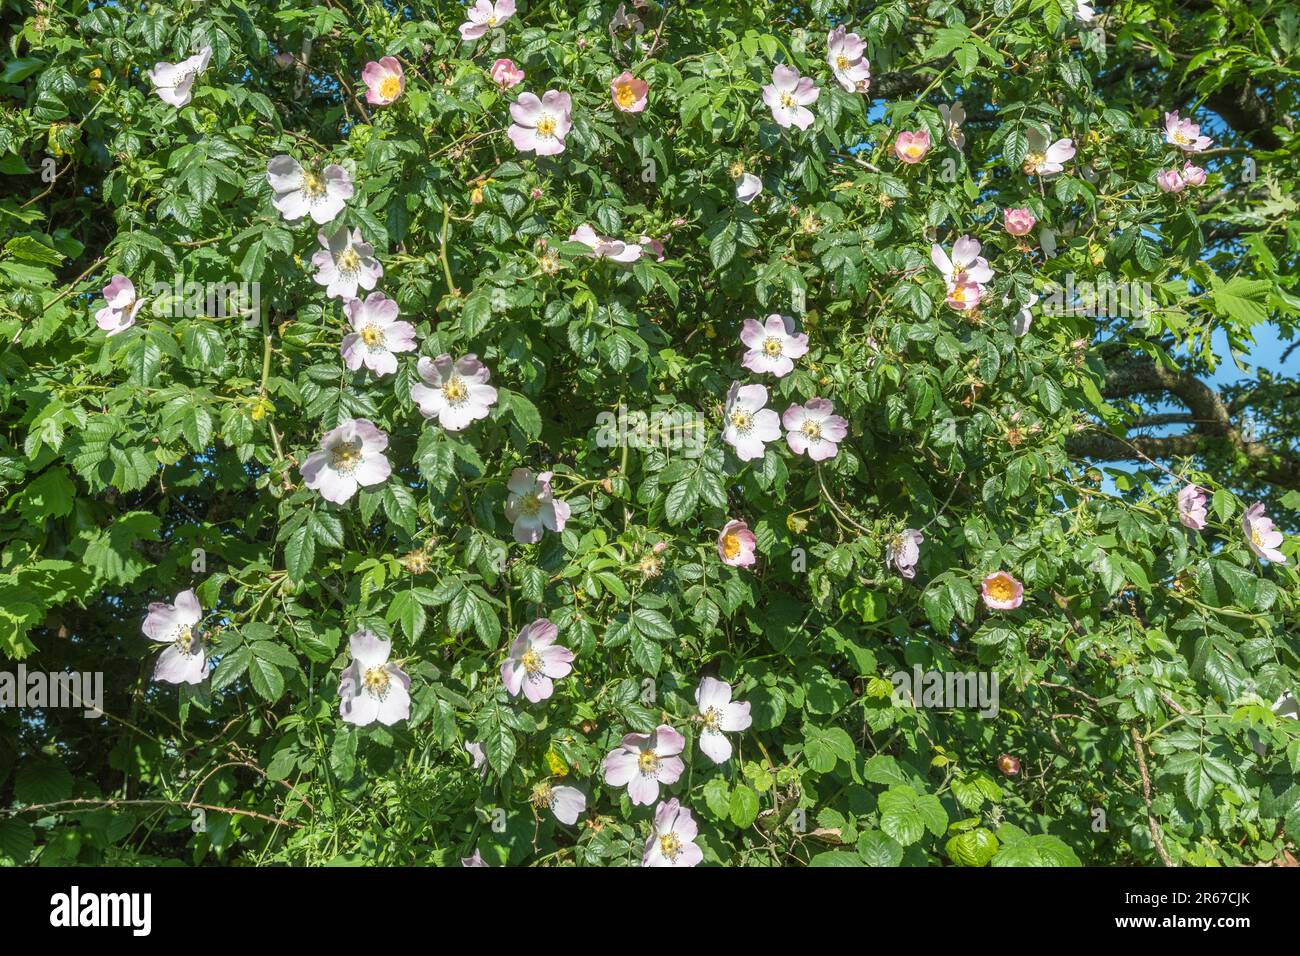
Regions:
[[341, 292, 417, 377], [362, 57, 405, 106], [95, 274, 146, 336], [1177, 484, 1208, 531], [1163, 110, 1213, 152], [694, 677, 752, 764], [1242, 502, 1286, 563], [501, 618, 575, 703], [301, 418, 392, 504], [143, 589, 208, 685], [723, 382, 782, 462], [508, 90, 573, 156], [642, 799, 703, 867], [266, 155, 354, 224], [610, 71, 648, 112], [1023, 127, 1076, 177], [826, 26, 871, 93], [339, 629, 411, 726], [894, 129, 931, 164], [459, 0, 516, 40], [505, 469, 571, 544], [531, 780, 587, 823], [148, 46, 212, 107], [569, 223, 642, 262], [762, 65, 819, 130], [603, 724, 686, 805], [717, 518, 757, 568], [783, 399, 848, 461], [736, 172, 763, 204], [981, 571, 1024, 610], [411, 354, 499, 431], [889, 529, 924, 580], [491, 58, 524, 89], [740, 313, 809, 378], [313, 227, 383, 300]]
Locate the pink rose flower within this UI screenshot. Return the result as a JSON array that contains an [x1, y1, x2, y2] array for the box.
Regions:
[[501, 618, 575, 703], [312, 227, 383, 300], [95, 274, 146, 336], [695, 677, 752, 764], [1242, 502, 1286, 563], [889, 529, 924, 580], [981, 571, 1024, 610], [894, 129, 931, 163], [1003, 207, 1036, 237], [411, 353, 498, 431], [361, 56, 404, 106], [762, 65, 819, 130], [1177, 484, 1208, 531], [783, 399, 848, 461], [1163, 110, 1213, 152], [1023, 127, 1075, 176], [142, 589, 208, 685], [569, 223, 642, 262], [266, 155, 354, 224], [508, 90, 573, 156], [739, 313, 809, 377], [505, 469, 571, 544], [338, 629, 411, 726], [603, 724, 685, 806], [341, 292, 417, 377], [300, 418, 392, 504], [147, 45, 212, 107], [642, 799, 703, 867], [1156, 168, 1185, 193], [826, 26, 871, 93], [717, 519, 758, 568], [1181, 162, 1206, 186], [490, 58, 524, 89], [723, 383, 782, 462], [610, 71, 648, 112], [459, 0, 515, 40]]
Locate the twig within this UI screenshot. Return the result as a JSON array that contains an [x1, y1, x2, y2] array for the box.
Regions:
[[1130, 727, 1175, 867]]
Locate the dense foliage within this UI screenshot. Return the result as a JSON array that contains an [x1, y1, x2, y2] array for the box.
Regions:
[[0, 0, 1297, 868]]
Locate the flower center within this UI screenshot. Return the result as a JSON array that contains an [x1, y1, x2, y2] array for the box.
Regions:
[[379, 75, 401, 100], [721, 533, 740, 559], [659, 833, 682, 859], [521, 648, 543, 676], [487, 14, 498, 25], [530, 781, 553, 808], [905, 142, 924, 158], [361, 323, 385, 347], [762, 336, 783, 356], [836, 54, 850, 70], [536, 115, 557, 137], [729, 409, 752, 432], [518, 491, 541, 516], [329, 440, 363, 474], [702, 705, 721, 731], [1173, 129, 1191, 144], [302, 171, 327, 198], [173, 625, 196, 654], [362, 665, 391, 697], [615, 83, 637, 107], [1024, 152, 1045, 172], [337, 247, 361, 274], [442, 376, 468, 404], [1251, 528, 1264, 547], [779, 92, 796, 109], [802, 420, 822, 440], [638, 750, 660, 775], [987, 577, 1013, 601]]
